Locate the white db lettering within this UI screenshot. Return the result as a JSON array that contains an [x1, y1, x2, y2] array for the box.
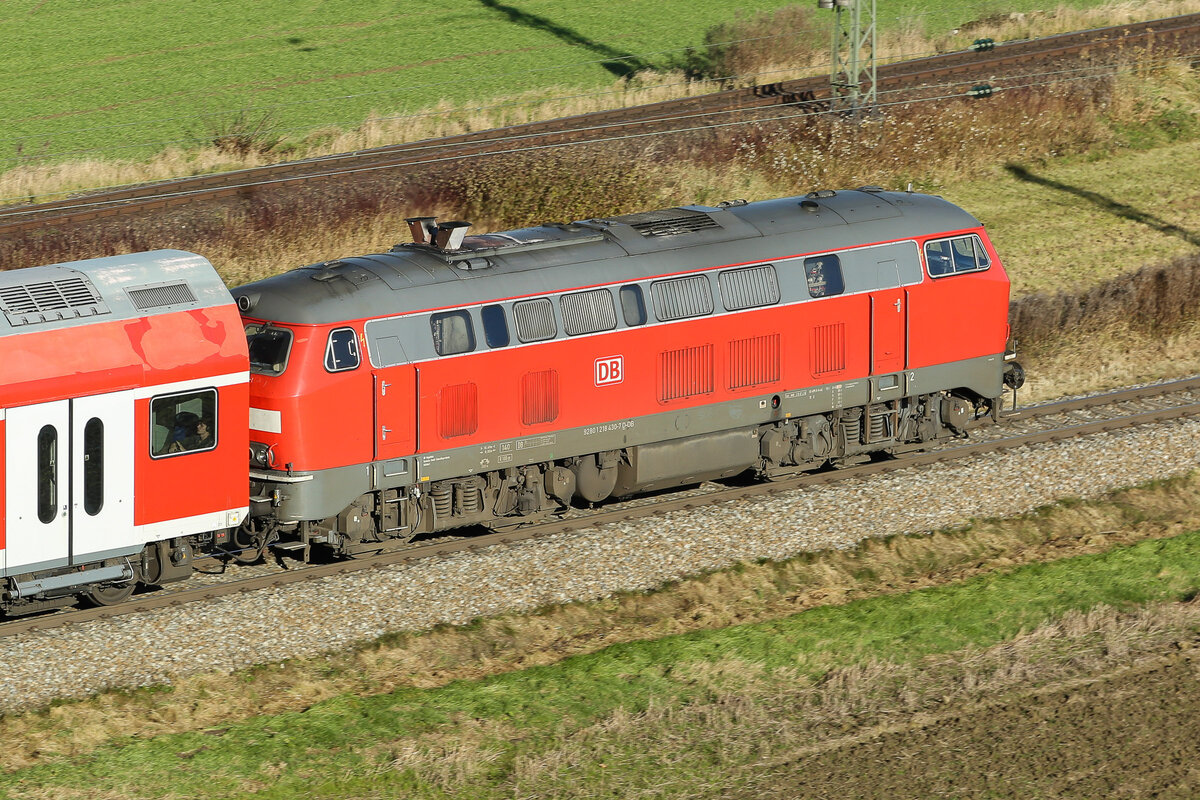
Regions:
[[595, 355, 623, 386]]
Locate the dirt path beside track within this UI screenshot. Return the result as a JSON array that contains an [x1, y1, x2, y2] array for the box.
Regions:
[[753, 643, 1200, 799]]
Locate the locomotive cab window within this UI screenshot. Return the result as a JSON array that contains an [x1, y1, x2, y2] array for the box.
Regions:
[[805, 255, 845, 298], [431, 310, 476, 356], [925, 235, 991, 277], [324, 327, 360, 372], [151, 388, 218, 457], [246, 324, 293, 376]]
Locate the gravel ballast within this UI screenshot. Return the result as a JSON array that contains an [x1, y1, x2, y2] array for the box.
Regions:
[[2, 417, 1199, 713]]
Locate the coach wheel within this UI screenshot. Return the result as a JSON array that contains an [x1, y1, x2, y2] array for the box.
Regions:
[[86, 582, 136, 607]]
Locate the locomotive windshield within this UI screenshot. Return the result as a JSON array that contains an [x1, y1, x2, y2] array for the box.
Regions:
[[245, 323, 293, 376]]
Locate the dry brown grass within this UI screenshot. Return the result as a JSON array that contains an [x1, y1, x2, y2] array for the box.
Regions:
[[5, 471, 1200, 771]]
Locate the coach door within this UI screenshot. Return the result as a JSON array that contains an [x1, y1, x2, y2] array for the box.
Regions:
[[4, 393, 134, 573], [870, 258, 907, 375]]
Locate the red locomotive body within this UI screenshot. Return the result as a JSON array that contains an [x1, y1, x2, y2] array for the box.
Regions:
[[236, 189, 1020, 556]]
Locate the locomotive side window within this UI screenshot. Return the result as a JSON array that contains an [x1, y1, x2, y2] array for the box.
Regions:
[[482, 304, 510, 348], [83, 417, 104, 516], [620, 285, 647, 326], [36, 425, 57, 524], [324, 327, 360, 372], [561, 289, 617, 336], [925, 235, 991, 277], [651, 275, 713, 321], [720, 264, 780, 311], [246, 324, 294, 376], [151, 388, 218, 457], [430, 310, 476, 355], [514, 298, 557, 342], [805, 255, 845, 298]]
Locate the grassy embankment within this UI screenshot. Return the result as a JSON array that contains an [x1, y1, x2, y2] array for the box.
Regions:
[[5, 475, 1200, 797]]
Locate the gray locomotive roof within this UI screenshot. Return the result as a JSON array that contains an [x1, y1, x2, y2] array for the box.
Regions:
[[234, 189, 982, 325], [0, 250, 232, 338]]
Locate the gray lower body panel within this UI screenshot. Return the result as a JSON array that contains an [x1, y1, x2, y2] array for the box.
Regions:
[[258, 353, 1005, 522]]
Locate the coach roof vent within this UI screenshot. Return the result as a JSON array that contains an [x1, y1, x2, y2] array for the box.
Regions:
[[127, 281, 197, 310], [608, 207, 721, 237], [0, 274, 110, 327]]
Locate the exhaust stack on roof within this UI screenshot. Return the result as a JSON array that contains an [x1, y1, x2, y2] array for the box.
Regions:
[[434, 221, 472, 251], [405, 217, 438, 245]]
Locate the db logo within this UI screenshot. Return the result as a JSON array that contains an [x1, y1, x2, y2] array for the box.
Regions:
[[595, 355, 623, 386]]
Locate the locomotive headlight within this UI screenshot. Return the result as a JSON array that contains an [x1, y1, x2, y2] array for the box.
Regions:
[[249, 442, 274, 466]]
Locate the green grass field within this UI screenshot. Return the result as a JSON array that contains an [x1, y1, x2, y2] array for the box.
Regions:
[[0, 0, 1179, 168]]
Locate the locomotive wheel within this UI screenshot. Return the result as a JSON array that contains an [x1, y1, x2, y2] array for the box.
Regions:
[[86, 582, 136, 607]]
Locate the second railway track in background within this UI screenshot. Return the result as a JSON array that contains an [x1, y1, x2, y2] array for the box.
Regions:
[[3, 12, 1200, 235], [6, 375, 1200, 639]]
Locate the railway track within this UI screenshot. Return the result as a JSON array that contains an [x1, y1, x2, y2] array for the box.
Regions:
[[3, 12, 1199, 236], [6, 375, 1200, 639]]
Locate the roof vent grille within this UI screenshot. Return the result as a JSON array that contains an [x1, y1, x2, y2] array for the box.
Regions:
[[0, 275, 109, 326], [127, 281, 196, 310], [609, 208, 721, 237]]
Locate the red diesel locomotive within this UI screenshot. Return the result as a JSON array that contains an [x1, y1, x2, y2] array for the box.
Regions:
[[0, 188, 1023, 613], [230, 187, 1022, 559]]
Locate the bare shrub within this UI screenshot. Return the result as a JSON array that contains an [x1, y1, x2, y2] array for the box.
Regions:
[[1011, 252, 1200, 351], [679, 5, 825, 84], [200, 110, 283, 158]]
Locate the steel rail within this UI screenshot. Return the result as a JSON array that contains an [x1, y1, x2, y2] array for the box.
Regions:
[[5, 375, 1200, 638], [3, 13, 1199, 236]]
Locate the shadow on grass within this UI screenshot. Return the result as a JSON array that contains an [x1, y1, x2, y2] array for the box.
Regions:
[[1005, 163, 1200, 247], [475, 0, 650, 77]]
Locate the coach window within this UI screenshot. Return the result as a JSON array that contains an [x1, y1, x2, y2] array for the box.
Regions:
[[805, 255, 845, 298], [620, 285, 647, 326], [83, 418, 104, 516], [925, 235, 991, 277], [513, 298, 557, 342], [481, 304, 510, 348], [324, 327, 360, 372], [151, 388, 218, 458], [36, 425, 57, 524], [246, 324, 293, 376], [430, 310, 476, 355]]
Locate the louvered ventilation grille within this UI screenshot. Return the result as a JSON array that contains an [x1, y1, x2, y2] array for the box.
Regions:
[[0, 276, 108, 325], [659, 344, 714, 402], [811, 323, 846, 376], [439, 382, 479, 438], [729, 334, 781, 390], [720, 265, 779, 311], [610, 208, 720, 237], [560, 289, 616, 336], [521, 370, 560, 425], [128, 282, 196, 309]]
